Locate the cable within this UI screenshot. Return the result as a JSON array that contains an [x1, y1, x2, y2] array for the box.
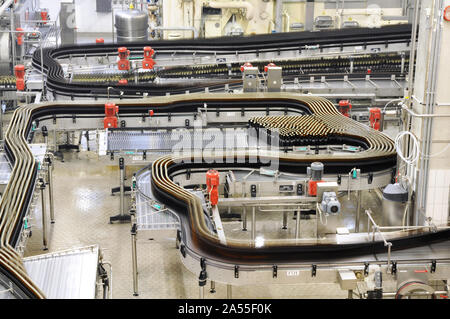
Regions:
[[383, 98, 404, 112], [395, 131, 420, 165]]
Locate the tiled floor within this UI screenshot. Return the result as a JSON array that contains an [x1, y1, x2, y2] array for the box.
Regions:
[[22, 150, 362, 298]]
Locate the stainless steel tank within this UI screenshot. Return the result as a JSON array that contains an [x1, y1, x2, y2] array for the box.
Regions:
[[381, 183, 409, 226], [115, 10, 148, 43]]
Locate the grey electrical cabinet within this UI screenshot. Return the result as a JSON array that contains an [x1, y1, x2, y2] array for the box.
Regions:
[[96, 0, 112, 13], [60, 3, 77, 45]]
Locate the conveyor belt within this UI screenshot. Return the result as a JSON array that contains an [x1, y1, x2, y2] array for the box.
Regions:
[[2, 94, 447, 298], [32, 24, 412, 98]]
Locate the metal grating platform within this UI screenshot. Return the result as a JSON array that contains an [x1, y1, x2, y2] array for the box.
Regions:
[[135, 170, 180, 231], [0, 153, 12, 194], [107, 128, 257, 152], [23, 245, 100, 299]]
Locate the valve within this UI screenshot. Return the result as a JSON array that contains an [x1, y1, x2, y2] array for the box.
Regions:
[[142, 46, 156, 69], [264, 62, 277, 72], [206, 169, 220, 206], [118, 47, 130, 71], [240, 62, 253, 72], [369, 108, 382, 131], [16, 28, 24, 46], [40, 10, 48, 25], [104, 103, 119, 129], [338, 100, 352, 118], [14, 64, 25, 91]]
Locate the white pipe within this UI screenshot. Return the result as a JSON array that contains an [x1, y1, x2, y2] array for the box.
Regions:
[[207, 1, 255, 20], [283, 11, 290, 32], [0, 0, 14, 17], [152, 26, 198, 39]]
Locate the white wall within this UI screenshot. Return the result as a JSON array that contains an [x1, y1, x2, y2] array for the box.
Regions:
[[40, 0, 115, 33]]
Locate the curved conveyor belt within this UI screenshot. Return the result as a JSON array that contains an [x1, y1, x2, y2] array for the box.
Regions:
[[32, 24, 412, 98], [1, 93, 449, 298]]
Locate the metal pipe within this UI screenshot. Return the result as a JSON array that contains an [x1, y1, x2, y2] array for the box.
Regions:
[[282, 211, 287, 229], [242, 207, 247, 231], [355, 190, 362, 233], [227, 284, 232, 299], [47, 157, 55, 223], [275, 0, 283, 32], [101, 261, 113, 299], [401, 103, 450, 118], [120, 158, 125, 216], [295, 208, 300, 239], [151, 26, 198, 39], [210, 281, 216, 293], [251, 207, 256, 242], [131, 223, 138, 296], [39, 179, 47, 250], [199, 286, 204, 299]]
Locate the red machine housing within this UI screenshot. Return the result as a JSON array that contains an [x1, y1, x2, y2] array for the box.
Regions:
[[240, 62, 253, 72], [206, 170, 220, 206], [264, 62, 277, 72], [96, 38, 104, 44], [369, 108, 382, 131], [16, 28, 24, 46], [338, 100, 352, 117], [118, 79, 128, 85], [118, 47, 130, 71], [142, 46, 155, 69], [308, 180, 325, 197], [40, 11, 48, 24], [104, 103, 119, 129], [14, 64, 25, 91]]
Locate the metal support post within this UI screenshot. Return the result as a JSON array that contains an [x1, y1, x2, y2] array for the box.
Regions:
[[242, 207, 247, 231], [199, 269, 207, 299], [210, 281, 216, 293], [355, 190, 362, 233], [295, 209, 301, 239], [251, 207, 256, 242], [45, 156, 55, 223], [348, 290, 353, 299], [282, 211, 288, 229], [131, 222, 138, 296], [227, 284, 232, 299], [39, 179, 48, 251], [110, 158, 131, 223]]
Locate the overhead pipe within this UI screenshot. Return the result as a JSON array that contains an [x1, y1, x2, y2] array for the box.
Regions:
[[275, 0, 283, 32], [207, 1, 255, 20], [152, 26, 199, 39]]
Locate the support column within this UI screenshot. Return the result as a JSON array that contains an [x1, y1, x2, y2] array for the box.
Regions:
[[110, 158, 131, 223], [210, 281, 216, 294], [251, 207, 256, 242], [282, 211, 288, 230], [242, 207, 247, 231], [304, 0, 315, 31], [39, 178, 48, 251], [131, 222, 138, 296], [45, 155, 55, 224], [355, 190, 362, 233], [227, 284, 232, 299]]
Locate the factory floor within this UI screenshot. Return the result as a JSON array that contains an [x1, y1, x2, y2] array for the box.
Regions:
[[20, 149, 390, 299]]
